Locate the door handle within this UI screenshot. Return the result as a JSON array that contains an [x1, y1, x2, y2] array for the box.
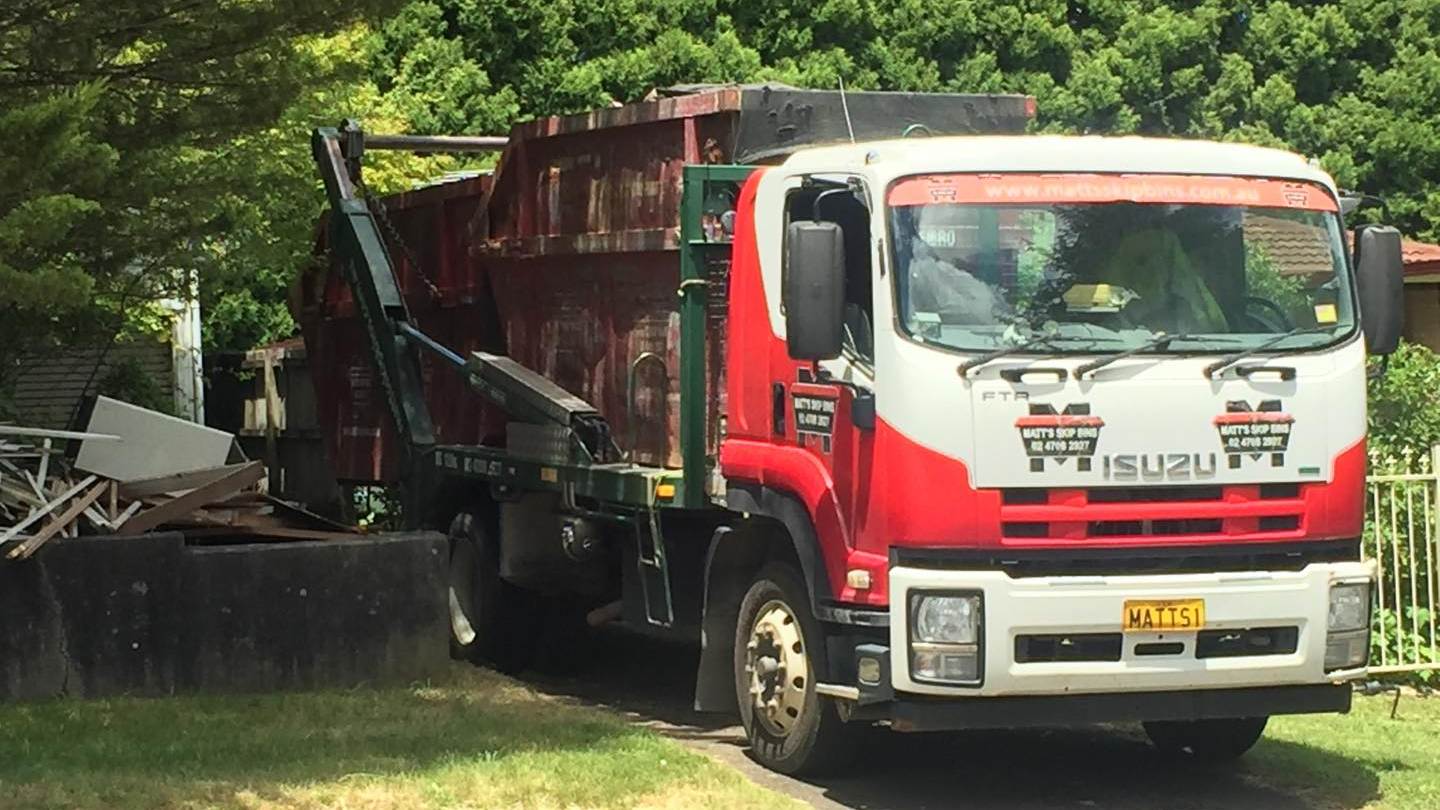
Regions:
[[772, 382, 787, 435]]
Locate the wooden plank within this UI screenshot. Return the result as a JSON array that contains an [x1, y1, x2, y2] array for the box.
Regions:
[[35, 438, 51, 490], [108, 500, 143, 531], [257, 495, 355, 532], [0, 480, 45, 508], [83, 480, 125, 531], [117, 462, 264, 535], [6, 481, 108, 559], [119, 463, 257, 500], [182, 525, 360, 542], [0, 475, 98, 546], [263, 349, 281, 493], [82, 504, 113, 531], [0, 425, 121, 442]]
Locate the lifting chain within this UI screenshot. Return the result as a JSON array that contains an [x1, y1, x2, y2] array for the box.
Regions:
[[354, 175, 442, 303]]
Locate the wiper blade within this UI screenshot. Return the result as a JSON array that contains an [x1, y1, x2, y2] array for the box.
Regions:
[[958, 333, 1058, 377], [958, 333, 1117, 377], [1075, 332, 1190, 379], [1203, 326, 1332, 379]]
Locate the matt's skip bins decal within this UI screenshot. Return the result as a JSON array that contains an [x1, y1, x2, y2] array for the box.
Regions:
[[793, 393, 838, 453], [1214, 399, 1293, 469], [1016, 403, 1104, 473]]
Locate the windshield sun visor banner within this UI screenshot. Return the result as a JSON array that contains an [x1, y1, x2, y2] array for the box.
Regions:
[[887, 174, 1338, 212]]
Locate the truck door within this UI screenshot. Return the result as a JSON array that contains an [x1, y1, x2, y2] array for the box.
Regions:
[[783, 177, 877, 546]]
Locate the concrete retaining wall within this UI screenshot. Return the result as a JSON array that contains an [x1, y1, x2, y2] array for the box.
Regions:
[[0, 532, 447, 702]]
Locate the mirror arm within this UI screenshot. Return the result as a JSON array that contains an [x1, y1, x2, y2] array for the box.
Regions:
[[1340, 190, 1392, 224], [813, 364, 872, 397]]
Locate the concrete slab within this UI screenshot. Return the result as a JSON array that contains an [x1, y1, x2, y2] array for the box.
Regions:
[[0, 531, 447, 702]]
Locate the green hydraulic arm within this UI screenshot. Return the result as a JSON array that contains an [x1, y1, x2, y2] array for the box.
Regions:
[[311, 122, 622, 506], [311, 123, 438, 483]]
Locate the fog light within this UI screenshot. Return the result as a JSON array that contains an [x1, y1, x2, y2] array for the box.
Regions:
[[912, 644, 979, 684], [857, 655, 882, 685], [1325, 629, 1368, 670]]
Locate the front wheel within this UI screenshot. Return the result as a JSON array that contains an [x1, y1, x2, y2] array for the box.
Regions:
[[1143, 716, 1268, 762], [734, 563, 858, 776]]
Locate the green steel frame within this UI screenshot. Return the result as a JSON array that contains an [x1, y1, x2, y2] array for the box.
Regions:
[[319, 158, 759, 517], [429, 444, 685, 509], [678, 164, 757, 508]]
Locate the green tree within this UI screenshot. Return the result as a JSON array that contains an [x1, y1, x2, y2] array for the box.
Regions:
[[15, 0, 1440, 377], [0, 0, 400, 396], [1368, 341, 1440, 470], [354, 0, 1440, 248]]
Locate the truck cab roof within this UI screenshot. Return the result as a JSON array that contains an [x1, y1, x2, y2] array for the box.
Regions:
[[780, 135, 1337, 194]]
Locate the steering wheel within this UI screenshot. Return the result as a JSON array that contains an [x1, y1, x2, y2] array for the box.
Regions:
[[1240, 295, 1293, 332]]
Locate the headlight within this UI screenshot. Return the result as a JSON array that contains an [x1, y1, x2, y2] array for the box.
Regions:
[[912, 594, 982, 644], [1328, 583, 1371, 632]]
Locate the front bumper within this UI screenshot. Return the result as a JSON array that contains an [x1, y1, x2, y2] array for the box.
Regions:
[[885, 684, 1352, 732], [885, 561, 1373, 698], [824, 561, 1371, 729]]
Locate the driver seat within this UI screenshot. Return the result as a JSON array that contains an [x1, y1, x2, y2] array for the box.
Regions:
[[1105, 229, 1229, 333]]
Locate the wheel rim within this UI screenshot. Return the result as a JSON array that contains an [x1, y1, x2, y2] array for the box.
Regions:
[[745, 599, 809, 737], [448, 539, 478, 646]]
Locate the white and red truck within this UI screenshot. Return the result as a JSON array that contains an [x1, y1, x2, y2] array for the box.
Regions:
[[307, 86, 1404, 774]]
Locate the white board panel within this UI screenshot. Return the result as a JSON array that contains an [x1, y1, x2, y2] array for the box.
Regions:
[[75, 396, 233, 481]]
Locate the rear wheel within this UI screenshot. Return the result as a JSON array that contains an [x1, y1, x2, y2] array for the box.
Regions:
[[734, 563, 858, 776], [447, 511, 534, 673], [1143, 716, 1269, 762]]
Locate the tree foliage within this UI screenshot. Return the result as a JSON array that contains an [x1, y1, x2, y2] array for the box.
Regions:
[[364, 0, 1440, 245], [0, 0, 399, 393], [9, 0, 1440, 372], [1368, 340, 1440, 470]]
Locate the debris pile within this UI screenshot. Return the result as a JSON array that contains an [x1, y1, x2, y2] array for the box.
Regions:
[[0, 397, 356, 561]]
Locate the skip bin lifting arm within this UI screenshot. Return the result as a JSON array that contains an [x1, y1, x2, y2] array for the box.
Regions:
[[312, 121, 619, 469], [311, 123, 437, 461]]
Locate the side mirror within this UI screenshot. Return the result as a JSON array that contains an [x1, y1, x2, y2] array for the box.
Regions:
[[783, 221, 846, 361], [1354, 225, 1404, 355]]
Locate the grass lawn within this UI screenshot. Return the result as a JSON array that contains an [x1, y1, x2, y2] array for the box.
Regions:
[[2, 668, 1437, 810], [0, 664, 797, 810], [1246, 692, 1440, 810]]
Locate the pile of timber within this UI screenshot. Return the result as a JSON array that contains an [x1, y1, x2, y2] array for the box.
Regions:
[[0, 423, 356, 562]]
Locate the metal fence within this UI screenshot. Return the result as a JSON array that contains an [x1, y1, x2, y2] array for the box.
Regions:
[[1365, 448, 1440, 676]]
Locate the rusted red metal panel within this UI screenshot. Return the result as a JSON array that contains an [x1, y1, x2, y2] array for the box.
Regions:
[[301, 88, 1032, 483], [302, 91, 742, 483]]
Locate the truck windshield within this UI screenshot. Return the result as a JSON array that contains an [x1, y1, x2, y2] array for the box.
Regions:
[[887, 173, 1355, 354]]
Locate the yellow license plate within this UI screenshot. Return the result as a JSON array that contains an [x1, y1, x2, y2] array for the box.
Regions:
[[1123, 599, 1205, 632]]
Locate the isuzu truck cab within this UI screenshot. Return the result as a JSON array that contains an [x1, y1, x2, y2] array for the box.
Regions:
[[715, 134, 1402, 772]]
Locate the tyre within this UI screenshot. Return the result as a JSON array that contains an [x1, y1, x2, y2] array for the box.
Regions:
[[447, 511, 534, 673], [734, 562, 858, 776], [1143, 716, 1269, 762]]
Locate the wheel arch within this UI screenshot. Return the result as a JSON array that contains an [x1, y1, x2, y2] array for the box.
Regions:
[[694, 482, 834, 712]]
